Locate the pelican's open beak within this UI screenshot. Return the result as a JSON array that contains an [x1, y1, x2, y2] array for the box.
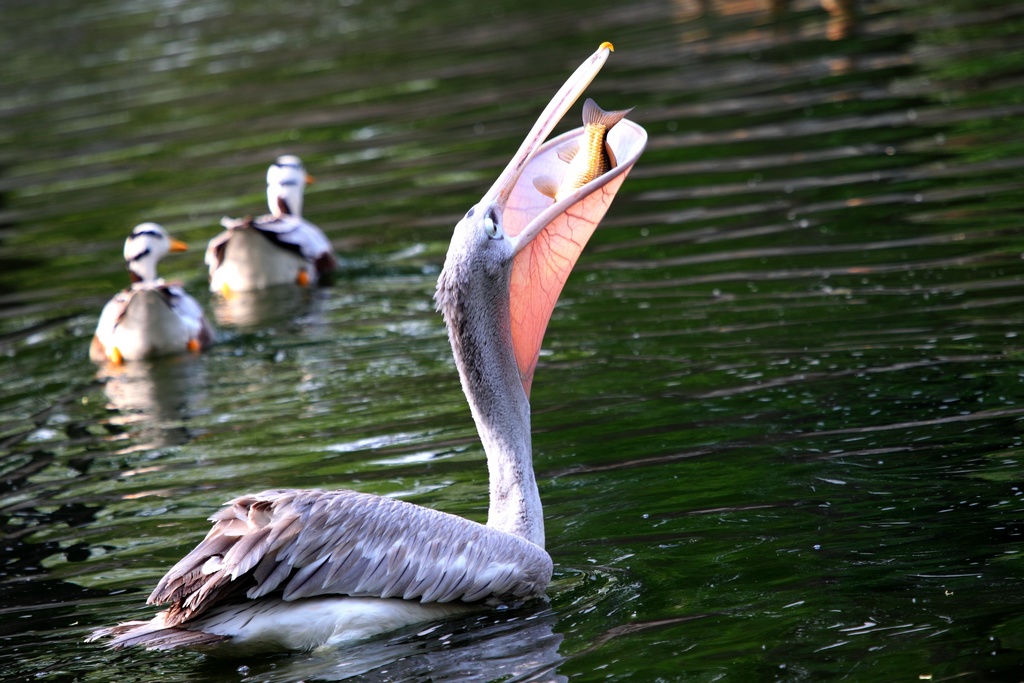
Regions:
[[489, 42, 648, 397], [169, 238, 189, 253], [482, 42, 615, 213]]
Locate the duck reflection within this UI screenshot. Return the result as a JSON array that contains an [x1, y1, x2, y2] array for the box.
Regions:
[[210, 283, 323, 330], [99, 354, 208, 450], [673, 0, 856, 40]]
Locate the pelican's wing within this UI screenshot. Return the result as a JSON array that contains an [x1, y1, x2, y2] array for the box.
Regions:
[[148, 489, 552, 627]]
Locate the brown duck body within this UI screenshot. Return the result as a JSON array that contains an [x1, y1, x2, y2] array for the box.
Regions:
[[91, 223, 214, 364], [206, 155, 337, 294]]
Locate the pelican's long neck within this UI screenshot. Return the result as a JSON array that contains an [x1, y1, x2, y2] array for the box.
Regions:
[[436, 236, 544, 548]]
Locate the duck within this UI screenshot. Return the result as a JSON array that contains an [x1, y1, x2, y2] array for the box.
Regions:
[[205, 155, 337, 293], [90, 223, 214, 364]]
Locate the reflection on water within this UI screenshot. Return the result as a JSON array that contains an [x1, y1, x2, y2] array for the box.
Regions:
[[98, 355, 209, 450], [2, 0, 1024, 680], [210, 284, 324, 329], [671, 0, 857, 41], [235, 608, 566, 683]]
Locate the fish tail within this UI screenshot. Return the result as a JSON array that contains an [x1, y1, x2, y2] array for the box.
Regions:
[[582, 98, 633, 129]]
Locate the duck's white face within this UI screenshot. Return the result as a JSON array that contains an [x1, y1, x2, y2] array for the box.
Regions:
[[123, 222, 188, 283], [266, 155, 309, 217]]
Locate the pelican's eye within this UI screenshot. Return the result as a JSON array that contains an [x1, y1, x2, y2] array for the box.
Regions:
[[483, 209, 501, 240]]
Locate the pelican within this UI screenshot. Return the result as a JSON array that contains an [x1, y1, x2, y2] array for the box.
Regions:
[[205, 155, 338, 293], [89, 42, 647, 651], [90, 223, 214, 365]]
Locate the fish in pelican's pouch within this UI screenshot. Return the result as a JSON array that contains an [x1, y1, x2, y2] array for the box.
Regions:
[[533, 98, 633, 202]]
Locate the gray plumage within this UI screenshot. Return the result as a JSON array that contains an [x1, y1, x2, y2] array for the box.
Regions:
[[148, 489, 552, 628]]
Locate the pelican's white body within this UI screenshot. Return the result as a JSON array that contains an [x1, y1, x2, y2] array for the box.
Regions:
[[118, 597, 473, 652]]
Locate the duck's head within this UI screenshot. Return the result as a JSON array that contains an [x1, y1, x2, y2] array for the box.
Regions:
[[267, 155, 314, 218], [124, 222, 188, 284]]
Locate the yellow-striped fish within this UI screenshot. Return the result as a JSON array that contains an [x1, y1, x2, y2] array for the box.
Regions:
[[533, 98, 633, 202]]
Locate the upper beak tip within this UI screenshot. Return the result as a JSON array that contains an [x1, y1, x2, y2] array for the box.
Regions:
[[599, 41, 614, 52]]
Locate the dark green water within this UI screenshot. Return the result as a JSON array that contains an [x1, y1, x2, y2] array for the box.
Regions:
[[2, 0, 1024, 680]]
